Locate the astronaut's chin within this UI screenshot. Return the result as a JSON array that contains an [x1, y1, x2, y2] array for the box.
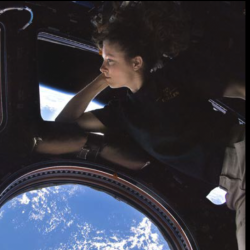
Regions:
[[108, 81, 121, 89]]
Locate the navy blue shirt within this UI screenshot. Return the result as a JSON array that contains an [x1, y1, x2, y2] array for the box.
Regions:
[[92, 70, 237, 185]]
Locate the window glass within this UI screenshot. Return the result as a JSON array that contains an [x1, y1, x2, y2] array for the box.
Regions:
[[0, 184, 171, 250], [37, 33, 105, 121]]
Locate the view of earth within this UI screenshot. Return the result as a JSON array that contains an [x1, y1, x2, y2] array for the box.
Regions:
[[39, 84, 104, 121], [0, 184, 170, 250]]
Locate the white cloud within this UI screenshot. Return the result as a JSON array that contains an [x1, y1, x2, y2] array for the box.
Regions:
[[3, 185, 169, 250], [0, 210, 4, 220], [110, 235, 119, 241], [39, 85, 74, 114], [96, 230, 105, 234], [67, 220, 74, 227], [54, 218, 167, 250], [17, 193, 30, 205], [39, 85, 104, 121], [128, 218, 163, 250], [5, 185, 82, 234]]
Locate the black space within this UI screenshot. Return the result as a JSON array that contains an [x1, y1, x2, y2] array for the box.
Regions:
[[37, 39, 127, 104]]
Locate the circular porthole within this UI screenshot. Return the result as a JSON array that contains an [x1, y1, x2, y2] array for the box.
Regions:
[[0, 163, 198, 250]]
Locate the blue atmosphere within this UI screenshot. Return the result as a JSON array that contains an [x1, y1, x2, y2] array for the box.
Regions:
[[0, 184, 170, 250], [39, 84, 104, 121]]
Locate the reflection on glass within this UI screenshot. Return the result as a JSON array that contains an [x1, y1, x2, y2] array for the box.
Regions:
[[0, 184, 170, 250]]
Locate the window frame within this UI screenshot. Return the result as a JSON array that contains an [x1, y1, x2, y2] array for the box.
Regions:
[[0, 22, 7, 132], [0, 162, 198, 250], [37, 31, 102, 122]]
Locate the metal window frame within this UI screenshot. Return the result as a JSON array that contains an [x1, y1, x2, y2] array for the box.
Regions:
[[0, 22, 7, 132], [0, 161, 198, 250]]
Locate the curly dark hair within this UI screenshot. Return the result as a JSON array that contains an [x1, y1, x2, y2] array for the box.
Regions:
[[91, 1, 245, 98], [91, 1, 191, 74]]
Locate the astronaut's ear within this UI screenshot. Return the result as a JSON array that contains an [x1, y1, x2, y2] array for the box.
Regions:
[[132, 56, 143, 71]]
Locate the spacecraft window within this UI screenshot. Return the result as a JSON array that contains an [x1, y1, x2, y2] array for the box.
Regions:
[[0, 184, 171, 249], [0, 166, 197, 250], [37, 32, 105, 122]]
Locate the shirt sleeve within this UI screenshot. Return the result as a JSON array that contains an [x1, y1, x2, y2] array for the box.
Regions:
[[91, 99, 125, 132]]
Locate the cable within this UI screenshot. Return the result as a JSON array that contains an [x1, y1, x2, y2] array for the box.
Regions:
[[0, 7, 33, 31]]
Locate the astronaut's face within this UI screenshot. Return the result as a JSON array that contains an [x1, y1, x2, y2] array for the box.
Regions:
[[100, 40, 143, 92]]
